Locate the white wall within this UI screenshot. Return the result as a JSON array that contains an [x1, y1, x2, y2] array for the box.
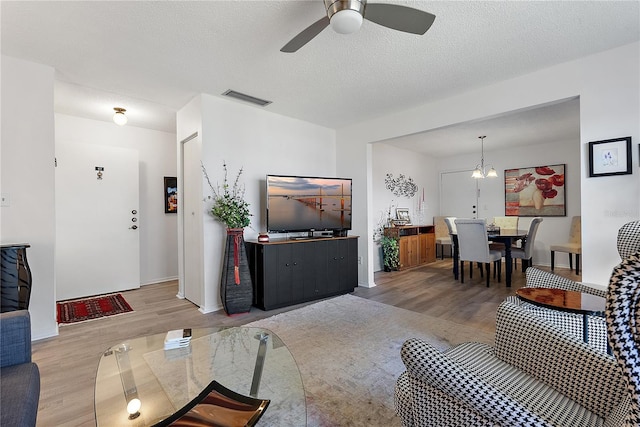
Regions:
[[337, 42, 639, 288], [55, 114, 178, 285], [438, 138, 580, 268], [371, 143, 438, 271], [1, 56, 57, 339], [177, 95, 336, 313]]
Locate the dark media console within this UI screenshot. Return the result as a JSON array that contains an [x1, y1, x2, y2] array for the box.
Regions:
[[289, 229, 348, 240], [246, 236, 359, 310]]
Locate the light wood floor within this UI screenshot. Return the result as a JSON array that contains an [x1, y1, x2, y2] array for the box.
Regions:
[[31, 259, 580, 426]]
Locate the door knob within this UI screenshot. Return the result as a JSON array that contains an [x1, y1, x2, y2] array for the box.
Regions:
[[130, 225, 138, 230]]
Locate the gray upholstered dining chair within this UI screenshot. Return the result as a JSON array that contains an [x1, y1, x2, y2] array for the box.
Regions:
[[550, 215, 581, 274], [454, 219, 502, 287], [444, 216, 456, 237], [444, 217, 457, 277], [502, 217, 542, 272]]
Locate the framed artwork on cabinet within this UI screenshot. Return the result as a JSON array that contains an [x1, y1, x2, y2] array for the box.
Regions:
[[395, 208, 411, 225]]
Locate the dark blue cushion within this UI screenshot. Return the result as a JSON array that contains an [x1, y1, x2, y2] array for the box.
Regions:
[[0, 310, 32, 368], [1, 363, 40, 426]]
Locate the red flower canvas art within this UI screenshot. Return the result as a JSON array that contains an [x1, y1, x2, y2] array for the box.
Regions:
[[504, 164, 566, 217]]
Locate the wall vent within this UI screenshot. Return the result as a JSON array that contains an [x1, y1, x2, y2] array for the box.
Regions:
[[222, 90, 272, 107]]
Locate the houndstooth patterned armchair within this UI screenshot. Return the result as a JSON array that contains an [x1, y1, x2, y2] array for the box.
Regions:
[[395, 252, 640, 426], [606, 251, 640, 425], [505, 267, 609, 353], [504, 220, 640, 354], [395, 299, 630, 426]]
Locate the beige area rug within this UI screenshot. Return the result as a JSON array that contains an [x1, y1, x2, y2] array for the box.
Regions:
[[244, 294, 495, 427]]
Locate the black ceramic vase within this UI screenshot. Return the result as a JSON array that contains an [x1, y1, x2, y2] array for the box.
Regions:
[[220, 228, 253, 315]]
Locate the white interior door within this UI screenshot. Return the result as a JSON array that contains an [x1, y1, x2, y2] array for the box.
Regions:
[[55, 143, 140, 300], [182, 137, 202, 306], [440, 170, 479, 218]]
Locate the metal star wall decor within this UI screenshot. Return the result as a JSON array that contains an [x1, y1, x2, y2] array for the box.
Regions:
[[385, 173, 418, 198]]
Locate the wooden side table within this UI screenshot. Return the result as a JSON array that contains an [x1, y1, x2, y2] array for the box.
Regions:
[[516, 287, 610, 354]]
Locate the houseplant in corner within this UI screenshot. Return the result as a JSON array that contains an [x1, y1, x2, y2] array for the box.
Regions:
[[203, 162, 253, 315], [380, 235, 400, 271], [374, 209, 400, 271]]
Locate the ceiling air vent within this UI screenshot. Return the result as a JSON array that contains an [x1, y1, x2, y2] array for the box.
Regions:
[[222, 90, 272, 107]]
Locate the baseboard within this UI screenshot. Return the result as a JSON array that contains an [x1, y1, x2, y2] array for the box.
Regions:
[[141, 276, 178, 286]]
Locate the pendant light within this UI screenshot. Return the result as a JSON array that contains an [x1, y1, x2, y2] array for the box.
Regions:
[[113, 107, 128, 126], [472, 135, 498, 179]]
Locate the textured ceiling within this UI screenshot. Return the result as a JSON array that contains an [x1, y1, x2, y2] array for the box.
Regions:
[[1, 1, 638, 155], [382, 97, 581, 157]]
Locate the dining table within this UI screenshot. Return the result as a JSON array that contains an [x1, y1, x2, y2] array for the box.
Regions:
[[451, 228, 528, 287]]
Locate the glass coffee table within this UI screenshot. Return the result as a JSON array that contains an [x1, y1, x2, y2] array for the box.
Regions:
[[94, 327, 306, 426]]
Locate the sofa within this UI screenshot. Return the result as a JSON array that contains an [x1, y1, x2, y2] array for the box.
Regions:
[[395, 299, 630, 426], [1, 310, 40, 427]]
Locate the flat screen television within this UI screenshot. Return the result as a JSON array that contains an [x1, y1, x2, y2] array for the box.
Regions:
[[266, 175, 352, 234]]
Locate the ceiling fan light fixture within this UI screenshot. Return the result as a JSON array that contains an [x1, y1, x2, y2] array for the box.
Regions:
[[330, 9, 363, 34], [113, 107, 127, 126]]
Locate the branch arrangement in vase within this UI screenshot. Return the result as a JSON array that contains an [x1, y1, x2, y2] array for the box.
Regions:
[[202, 162, 252, 229]]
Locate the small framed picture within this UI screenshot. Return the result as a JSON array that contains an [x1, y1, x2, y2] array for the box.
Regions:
[[164, 176, 178, 213], [588, 137, 632, 177], [396, 208, 411, 225]]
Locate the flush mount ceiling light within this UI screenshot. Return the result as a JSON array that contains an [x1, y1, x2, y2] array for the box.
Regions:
[[471, 136, 498, 179], [328, 1, 364, 34], [113, 107, 127, 126], [280, 0, 436, 52]]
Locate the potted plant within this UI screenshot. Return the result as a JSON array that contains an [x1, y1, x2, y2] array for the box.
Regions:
[[203, 162, 251, 229], [380, 235, 400, 271], [203, 162, 253, 315], [373, 209, 399, 271]]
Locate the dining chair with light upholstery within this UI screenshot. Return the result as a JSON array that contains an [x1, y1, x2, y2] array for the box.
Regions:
[[492, 216, 518, 230], [550, 215, 581, 274], [434, 216, 452, 259], [444, 217, 458, 279], [444, 216, 456, 237], [502, 217, 542, 272], [454, 219, 502, 287]]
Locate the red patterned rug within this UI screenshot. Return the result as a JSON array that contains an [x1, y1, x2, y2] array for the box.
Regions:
[[57, 293, 133, 325]]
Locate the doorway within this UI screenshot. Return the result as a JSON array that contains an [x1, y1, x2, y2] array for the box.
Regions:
[[55, 143, 140, 300], [181, 134, 203, 307], [440, 169, 479, 218]]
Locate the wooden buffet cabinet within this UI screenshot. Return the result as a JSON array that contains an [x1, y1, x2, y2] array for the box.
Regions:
[[384, 225, 436, 270], [246, 236, 358, 310]]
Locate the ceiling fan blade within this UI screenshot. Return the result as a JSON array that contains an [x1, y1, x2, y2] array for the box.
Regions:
[[364, 3, 435, 35], [281, 16, 330, 53]]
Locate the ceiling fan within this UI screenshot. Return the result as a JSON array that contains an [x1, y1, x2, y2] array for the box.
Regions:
[[281, 0, 436, 53]]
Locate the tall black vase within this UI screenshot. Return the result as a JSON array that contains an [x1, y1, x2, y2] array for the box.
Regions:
[[220, 228, 253, 315]]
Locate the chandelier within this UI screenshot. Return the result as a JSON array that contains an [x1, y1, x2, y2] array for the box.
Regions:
[[471, 135, 498, 179]]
